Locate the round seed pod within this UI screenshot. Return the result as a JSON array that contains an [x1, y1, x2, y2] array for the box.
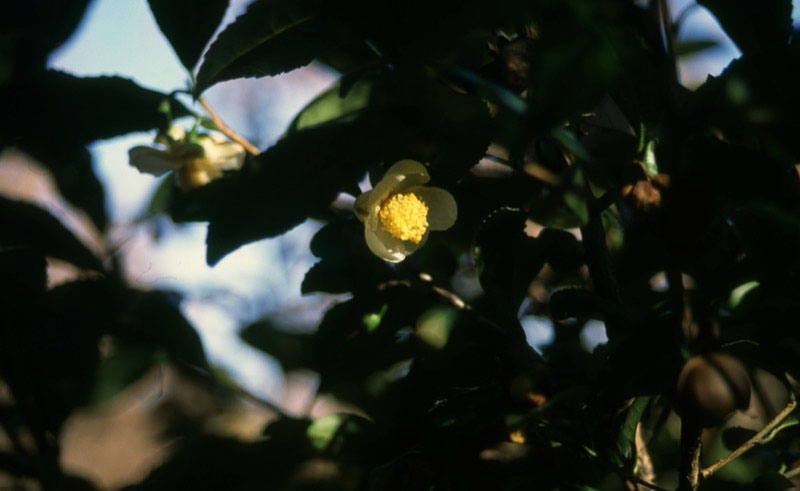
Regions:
[[676, 353, 751, 427]]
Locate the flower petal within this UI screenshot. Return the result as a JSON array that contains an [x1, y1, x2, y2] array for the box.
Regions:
[[412, 186, 457, 231], [354, 190, 373, 223], [199, 137, 246, 171], [128, 146, 181, 176], [369, 159, 431, 202], [365, 228, 407, 262]]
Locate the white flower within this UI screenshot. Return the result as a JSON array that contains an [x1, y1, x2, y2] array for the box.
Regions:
[[128, 126, 245, 190], [354, 160, 457, 262]]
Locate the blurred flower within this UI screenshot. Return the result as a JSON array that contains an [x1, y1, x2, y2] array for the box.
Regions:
[[354, 160, 457, 262], [128, 126, 245, 190]]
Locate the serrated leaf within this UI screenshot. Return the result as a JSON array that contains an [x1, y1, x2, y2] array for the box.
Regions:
[[2, 71, 191, 228], [148, 0, 229, 70], [0, 195, 102, 271], [195, 0, 348, 93], [6, 71, 192, 144]]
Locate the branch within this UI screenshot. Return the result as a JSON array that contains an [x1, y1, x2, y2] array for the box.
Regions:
[[579, 190, 625, 338], [702, 399, 798, 480], [199, 98, 260, 156], [635, 422, 657, 490]]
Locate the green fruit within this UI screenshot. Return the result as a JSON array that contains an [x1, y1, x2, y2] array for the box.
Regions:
[[676, 353, 751, 427]]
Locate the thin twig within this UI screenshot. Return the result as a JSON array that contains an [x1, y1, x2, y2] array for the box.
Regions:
[[702, 399, 798, 480], [199, 98, 260, 156], [678, 415, 703, 491], [784, 463, 800, 479]]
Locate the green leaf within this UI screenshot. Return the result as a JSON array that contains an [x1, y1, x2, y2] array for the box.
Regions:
[[194, 0, 348, 94], [697, 0, 792, 55], [89, 345, 156, 406], [752, 471, 795, 490], [147, 0, 230, 71], [0, 196, 102, 270], [528, 168, 589, 229], [616, 396, 649, 460], [287, 78, 373, 133]]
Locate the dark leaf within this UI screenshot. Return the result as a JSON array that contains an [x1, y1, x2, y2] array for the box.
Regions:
[[674, 38, 719, 57], [721, 426, 758, 451], [697, 0, 792, 54], [549, 287, 603, 321], [2, 71, 191, 228], [301, 220, 394, 294], [537, 228, 584, 273], [1, 1, 91, 72], [0, 195, 102, 271], [5, 71, 191, 145], [240, 320, 316, 372], [147, 0, 230, 70], [473, 208, 543, 311], [729, 202, 800, 284], [750, 471, 795, 490], [194, 0, 349, 94], [115, 290, 209, 371]]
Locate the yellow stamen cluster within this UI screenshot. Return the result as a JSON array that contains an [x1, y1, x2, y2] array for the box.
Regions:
[[379, 193, 429, 243]]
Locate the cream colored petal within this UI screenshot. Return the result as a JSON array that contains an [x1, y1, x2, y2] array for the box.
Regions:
[[365, 228, 407, 262], [128, 146, 181, 176], [155, 126, 186, 146], [200, 139, 246, 170], [411, 186, 457, 231], [167, 126, 186, 141], [354, 190, 374, 223], [385, 159, 429, 182], [370, 160, 431, 202]]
